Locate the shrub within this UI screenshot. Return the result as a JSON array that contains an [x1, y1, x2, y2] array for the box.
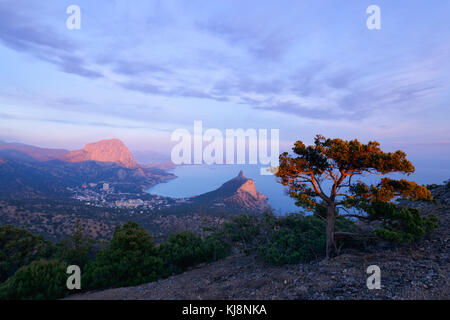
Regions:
[[159, 231, 209, 275], [0, 259, 68, 300], [57, 221, 94, 268], [220, 214, 261, 255], [203, 232, 232, 262], [368, 202, 438, 242], [258, 215, 326, 265], [0, 225, 56, 283], [83, 222, 163, 289]]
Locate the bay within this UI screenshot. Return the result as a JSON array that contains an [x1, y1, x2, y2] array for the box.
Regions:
[[146, 160, 450, 215]]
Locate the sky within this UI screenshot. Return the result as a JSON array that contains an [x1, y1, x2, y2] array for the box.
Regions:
[[0, 0, 449, 167]]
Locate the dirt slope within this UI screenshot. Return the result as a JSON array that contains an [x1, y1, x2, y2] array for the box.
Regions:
[[67, 202, 449, 300]]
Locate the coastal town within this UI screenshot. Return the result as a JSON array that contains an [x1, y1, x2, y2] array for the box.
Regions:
[[69, 182, 191, 210]]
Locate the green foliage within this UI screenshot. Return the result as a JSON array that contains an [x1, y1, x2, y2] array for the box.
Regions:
[[214, 213, 277, 256], [314, 205, 327, 219], [0, 225, 56, 283], [83, 221, 163, 289], [57, 221, 94, 268], [259, 215, 326, 265], [203, 232, 232, 262], [348, 178, 433, 204], [366, 202, 438, 242], [212, 212, 356, 265], [276, 135, 419, 211], [276, 134, 436, 257], [159, 231, 209, 275], [0, 259, 68, 300], [220, 214, 261, 255]]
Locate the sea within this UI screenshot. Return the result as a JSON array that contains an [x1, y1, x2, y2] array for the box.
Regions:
[[146, 159, 450, 215]]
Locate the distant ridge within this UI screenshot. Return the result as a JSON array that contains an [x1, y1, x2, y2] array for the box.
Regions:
[[62, 138, 139, 169], [0, 141, 69, 161], [192, 170, 270, 213]]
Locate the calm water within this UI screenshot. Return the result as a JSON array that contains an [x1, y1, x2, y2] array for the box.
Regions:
[[147, 164, 300, 214], [147, 160, 450, 215]]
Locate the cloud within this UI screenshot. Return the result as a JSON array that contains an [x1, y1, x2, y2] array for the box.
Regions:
[[120, 81, 165, 95], [253, 101, 354, 120], [0, 111, 145, 129], [251, 80, 440, 121], [95, 54, 171, 77], [221, 52, 445, 121], [57, 56, 103, 79], [197, 20, 293, 61], [0, 0, 447, 129], [0, 3, 102, 79], [119, 80, 229, 102], [212, 77, 285, 96], [112, 61, 170, 76], [115, 54, 443, 123]]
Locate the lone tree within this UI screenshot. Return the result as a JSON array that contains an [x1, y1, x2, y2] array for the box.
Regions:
[[276, 135, 436, 258]]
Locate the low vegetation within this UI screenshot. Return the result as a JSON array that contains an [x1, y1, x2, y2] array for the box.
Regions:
[[0, 259, 68, 300], [0, 225, 56, 283], [0, 205, 437, 300], [83, 222, 163, 289], [0, 136, 441, 300]]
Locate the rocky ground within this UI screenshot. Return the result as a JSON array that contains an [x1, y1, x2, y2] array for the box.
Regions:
[[67, 184, 450, 300]]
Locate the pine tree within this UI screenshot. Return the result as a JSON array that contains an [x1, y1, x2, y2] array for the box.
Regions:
[[276, 134, 436, 258]]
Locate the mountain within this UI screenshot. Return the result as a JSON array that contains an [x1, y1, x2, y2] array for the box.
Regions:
[[0, 139, 177, 199], [0, 157, 175, 198], [62, 139, 138, 168], [0, 141, 69, 161], [0, 139, 172, 169], [0, 149, 38, 162], [192, 170, 270, 213]]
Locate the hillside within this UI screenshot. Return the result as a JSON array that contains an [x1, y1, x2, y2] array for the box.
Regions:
[[67, 184, 450, 300], [0, 139, 176, 199], [0, 141, 69, 161], [62, 139, 139, 169], [0, 158, 174, 198], [0, 145, 272, 242], [191, 171, 270, 213]]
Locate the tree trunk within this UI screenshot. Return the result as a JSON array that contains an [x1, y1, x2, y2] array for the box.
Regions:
[[326, 203, 337, 258]]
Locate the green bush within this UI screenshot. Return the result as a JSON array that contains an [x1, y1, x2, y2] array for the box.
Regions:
[[368, 202, 438, 242], [258, 215, 326, 265], [83, 222, 163, 289], [220, 214, 262, 255], [57, 221, 94, 268], [203, 232, 232, 262], [0, 259, 68, 300], [207, 212, 355, 265], [159, 231, 209, 275], [206, 212, 358, 265], [0, 225, 56, 283]]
